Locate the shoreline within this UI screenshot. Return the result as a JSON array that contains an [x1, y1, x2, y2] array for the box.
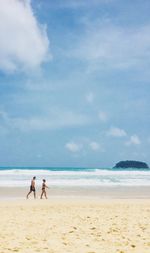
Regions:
[[0, 185, 150, 200]]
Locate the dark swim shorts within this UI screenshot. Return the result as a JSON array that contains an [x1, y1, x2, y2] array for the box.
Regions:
[[30, 186, 35, 192]]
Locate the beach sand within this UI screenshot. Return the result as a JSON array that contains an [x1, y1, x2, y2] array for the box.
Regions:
[[0, 198, 150, 253]]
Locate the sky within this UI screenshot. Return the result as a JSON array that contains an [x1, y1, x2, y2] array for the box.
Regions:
[[0, 0, 150, 168]]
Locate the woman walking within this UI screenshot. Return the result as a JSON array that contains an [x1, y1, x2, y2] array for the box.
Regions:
[[40, 179, 49, 199]]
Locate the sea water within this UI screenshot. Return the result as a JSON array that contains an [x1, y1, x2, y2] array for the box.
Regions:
[[0, 167, 150, 187]]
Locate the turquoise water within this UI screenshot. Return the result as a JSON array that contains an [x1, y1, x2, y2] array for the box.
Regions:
[[0, 167, 150, 187]]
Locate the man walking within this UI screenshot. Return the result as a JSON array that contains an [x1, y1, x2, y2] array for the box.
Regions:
[[26, 176, 36, 199]]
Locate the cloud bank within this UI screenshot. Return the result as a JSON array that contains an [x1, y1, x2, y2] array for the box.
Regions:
[[0, 0, 50, 73], [0, 108, 90, 132], [67, 21, 150, 70]]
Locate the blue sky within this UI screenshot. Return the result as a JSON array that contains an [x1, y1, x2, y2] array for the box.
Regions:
[[0, 0, 150, 167]]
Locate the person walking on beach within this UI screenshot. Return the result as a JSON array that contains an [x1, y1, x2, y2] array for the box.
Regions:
[[40, 179, 49, 199], [26, 176, 36, 199]]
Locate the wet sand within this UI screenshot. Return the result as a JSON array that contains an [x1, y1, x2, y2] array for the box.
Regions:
[[0, 186, 150, 199]]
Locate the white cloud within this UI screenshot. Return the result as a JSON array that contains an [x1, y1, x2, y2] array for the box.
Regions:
[[0, 108, 90, 132], [67, 20, 150, 70], [66, 140, 104, 153], [65, 142, 82, 152], [0, 0, 50, 73], [89, 141, 100, 151], [107, 127, 127, 137], [98, 111, 108, 122], [86, 92, 94, 103], [126, 135, 141, 146]]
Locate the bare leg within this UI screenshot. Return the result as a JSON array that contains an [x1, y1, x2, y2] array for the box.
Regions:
[[26, 191, 32, 199], [34, 191, 36, 199], [44, 191, 47, 199], [40, 190, 44, 199]]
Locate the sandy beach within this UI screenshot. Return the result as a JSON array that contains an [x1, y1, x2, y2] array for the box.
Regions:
[[0, 196, 150, 253]]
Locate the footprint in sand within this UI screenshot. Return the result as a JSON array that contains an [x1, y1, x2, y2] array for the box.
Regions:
[[25, 237, 31, 240], [72, 226, 77, 230], [63, 242, 68, 246], [131, 244, 136, 248], [90, 227, 96, 230]]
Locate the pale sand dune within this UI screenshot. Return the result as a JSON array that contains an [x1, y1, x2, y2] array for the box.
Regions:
[[0, 199, 150, 253]]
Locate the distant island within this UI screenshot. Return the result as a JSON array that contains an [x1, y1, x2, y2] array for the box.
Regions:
[[113, 160, 149, 169]]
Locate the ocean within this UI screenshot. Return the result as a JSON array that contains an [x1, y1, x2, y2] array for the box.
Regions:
[[0, 167, 150, 187]]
